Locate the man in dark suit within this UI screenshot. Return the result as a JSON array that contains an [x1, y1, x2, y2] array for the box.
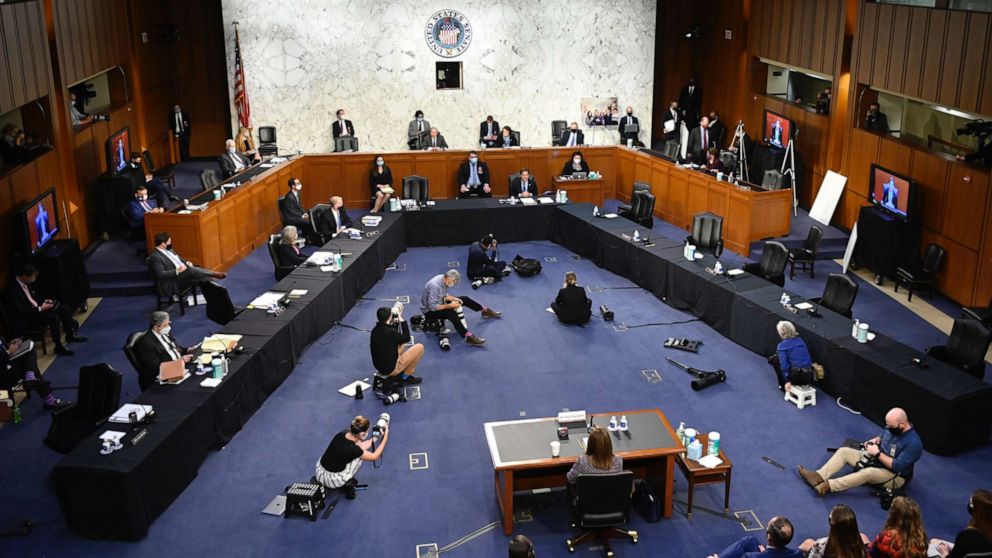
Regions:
[[170, 105, 191, 161], [509, 168, 538, 198], [3, 264, 85, 356], [148, 232, 226, 301], [559, 123, 584, 148], [278, 177, 316, 237], [1, 335, 70, 408], [133, 311, 194, 391], [332, 109, 355, 139], [125, 185, 164, 229], [316, 196, 356, 237], [661, 101, 682, 153], [218, 138, 252, 179], [707, 111, 726, 149], [457, 151, 491, 198], [126, 152, 175, 204], [424, 127, 448, 150], [687, 116, 714, 163], [467, 234, 509, 286], [618, 106, 640, 146], [865, 103, 890, 134], [479, 115, 500, 148], [678, 78, 703, 125]]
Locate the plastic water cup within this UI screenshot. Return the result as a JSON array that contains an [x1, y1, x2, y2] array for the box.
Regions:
[[212, 190, 221, 200], [550, 441, 561, 457], [627, 139, 634, 148], [857, 323, 869, 343]]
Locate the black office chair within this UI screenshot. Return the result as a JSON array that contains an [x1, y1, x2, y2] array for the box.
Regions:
[[43, 363, 122, 453], [334, 137, 359, 152], [617, 190, 644, 223], [686, 211, 724, 258], [551, 120, 567, 146], [511, 130, 521, 146], [962, 297, 992, 326], [566, 471, 638, 556], [718, 150, 737, 173], [895, 243, 946, 302], [788, 225, 823, 279], [123, 330, 156, 392], [142, 149, 176, 191], [268, 234, 296, 281], [258, 126, 278, 157], [402, 175, 430, 202], [200, 280, 242, 326], [308, 203, 332, 244], [634, 192, 656, 228], [506, 172, 521, 195], [199, 169, 219, 191], [812, 273, 859, 318], [147, 257, 198, 316], [618, 181, 651, 214], [744, 241, 789, 287], [926, 319, 991, 380]]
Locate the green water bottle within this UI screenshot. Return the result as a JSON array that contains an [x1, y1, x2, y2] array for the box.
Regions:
[[13, 405, 23, 424]]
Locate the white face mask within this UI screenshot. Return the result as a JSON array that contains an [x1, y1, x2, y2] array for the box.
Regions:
[[160, 325, 171, 335], [376, 160, 384, 166], [294, 184, 302, 191], [227, 147, 236, 154], [416, 117, 423, 122], [573, 158, 581, 164], [469, 157, 478, 163]]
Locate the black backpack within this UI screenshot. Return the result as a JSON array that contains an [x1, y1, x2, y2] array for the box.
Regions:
[[633, 479, 662, 522], [512, 255, 542, 277]]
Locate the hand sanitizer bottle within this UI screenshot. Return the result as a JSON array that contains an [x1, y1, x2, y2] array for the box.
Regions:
[[619, 415, 628, 431], [608, 415, 618, 431], [633, 230, 640, 242]]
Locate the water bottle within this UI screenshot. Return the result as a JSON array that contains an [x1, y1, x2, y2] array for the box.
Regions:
[[633, 230, 640, 242], [619, 415, 628, 431], [593, 205, 599, 217], [13, 405, 22, 424], [334, 253, 343, 271], [608, 415, 618, 431], [780, 292, 788, 305], [783, 294, 791, 306], [212, 358, 223, 379], [676, 421, 685, 444], [852, 319, 860, 339]]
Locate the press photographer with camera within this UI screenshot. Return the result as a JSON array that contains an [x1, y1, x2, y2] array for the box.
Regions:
[[468, 234, 510, 288], [370, 302, 424, 387], [421, 269, 501, 347], [798, 407, 922, 496], [768, 321, 813, 392], [314, 415, 389, 499]]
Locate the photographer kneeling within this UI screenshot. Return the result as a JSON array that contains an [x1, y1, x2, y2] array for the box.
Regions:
[[371, 302, 424, 387], [551, 271, 591, 325], [315, 415, 388, 499], [468, 234, 510, 289]]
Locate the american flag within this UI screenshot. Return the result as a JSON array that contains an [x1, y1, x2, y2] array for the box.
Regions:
[[233, 26, 251, 129], [438, 19, 460, 47]]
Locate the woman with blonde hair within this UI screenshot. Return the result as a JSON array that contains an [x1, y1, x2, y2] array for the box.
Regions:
[[551, 271, 591, 325], [277, 225, 307, 266], [868, 496, 927, 558]]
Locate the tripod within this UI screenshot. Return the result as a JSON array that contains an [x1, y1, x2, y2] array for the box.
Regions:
[[780, 129, 800, 216], [730, 120, 749, 184]]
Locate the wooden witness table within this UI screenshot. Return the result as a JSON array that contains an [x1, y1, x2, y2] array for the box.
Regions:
[[675, 432, 733, 518], [484, 408, 683, 535], [144, 146, 792, 272]]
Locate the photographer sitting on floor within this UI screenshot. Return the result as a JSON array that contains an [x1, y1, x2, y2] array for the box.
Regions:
[[314, 415, 388, 499], [798, 407, 922, 496], [370, 302, 424, 387], [468, 234, 510, 288], [421, 269, 501, 347]]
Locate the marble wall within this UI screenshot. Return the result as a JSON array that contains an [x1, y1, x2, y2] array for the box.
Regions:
[[221, 0, 656, 153]]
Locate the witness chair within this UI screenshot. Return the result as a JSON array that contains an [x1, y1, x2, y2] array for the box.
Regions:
[[147, 257, 198, 316], [895, 243, 946, 302], [268, 234, 296, 281], [962, 297, 992, 326], [44, 363, 121, 453], [686, 212, 724, 258], [566, 471, 638, 556], [813, 273, 859, 318], [788, 225, 823, 279], [744, 241, 789, 287], [0, 299, 48, 355], [258, 126, 278, 157], [142, 149, 176, 191], [200, 280, 242, 326], [551, 120, 567, 146], [334, 137, 358, 152], [926, 319, 991, 380], [618, 182, 651, 214], [199, 169, 219, 191], [402, 175, 430, 202]]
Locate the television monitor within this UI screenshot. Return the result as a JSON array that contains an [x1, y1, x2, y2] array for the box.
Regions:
[[763, 110, 793, 149], [106, 126, 131, 175], [21, 188, 59, 253], [869, 164, 916, 221]]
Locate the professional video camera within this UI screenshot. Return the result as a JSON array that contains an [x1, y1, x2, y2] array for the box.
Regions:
[[957, 120, 992, 137], [666, 357, 727, 391]]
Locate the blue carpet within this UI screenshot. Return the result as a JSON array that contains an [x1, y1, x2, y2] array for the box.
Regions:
[[2, 212, 989, 557]]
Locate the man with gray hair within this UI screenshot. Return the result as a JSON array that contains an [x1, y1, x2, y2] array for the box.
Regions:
[[133, 311, 195, 391], [420, 269, 501, 346]]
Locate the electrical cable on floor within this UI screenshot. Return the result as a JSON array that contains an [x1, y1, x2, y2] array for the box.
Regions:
[[334, 322, 370, 333], [436, 521, 501, 554], [836, 397, 862, 415], [623, 318, 701, 329]]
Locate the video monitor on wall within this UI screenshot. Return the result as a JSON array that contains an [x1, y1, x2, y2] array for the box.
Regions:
[[763, 110, 793, 150], [869, 164, 917, 222], [21, 188, 59, 254], [106, 126, 130, 175]]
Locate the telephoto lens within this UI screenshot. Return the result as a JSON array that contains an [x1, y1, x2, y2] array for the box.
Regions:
[[690, 370, 726, 391], [438, 333, 451, 351]]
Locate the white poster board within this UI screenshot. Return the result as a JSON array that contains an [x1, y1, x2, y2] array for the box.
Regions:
[[842, 222, 858, 275], [809, 170, 848, 226]]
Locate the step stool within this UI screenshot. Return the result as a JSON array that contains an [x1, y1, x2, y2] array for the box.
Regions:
[[784, 385, 816, 409]]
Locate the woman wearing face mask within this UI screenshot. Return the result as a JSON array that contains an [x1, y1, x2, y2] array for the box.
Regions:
[[369, 154, 394, 212], [500, 126, 517, 148], [561, 151, 590, 177], [314, 415, 389, 499], [407, 110, 431, 150]]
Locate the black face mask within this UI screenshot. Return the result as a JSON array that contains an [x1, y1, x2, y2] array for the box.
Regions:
[[570, 128, 577, 132], [166, 242, 174, 251], [886, 426, 901, 436], [626, 111, 633, 116]]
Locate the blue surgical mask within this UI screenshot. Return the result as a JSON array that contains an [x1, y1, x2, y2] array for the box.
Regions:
[[161, 325, 171, 335], [416, 116, 423, 122], [469, 157, 478, 163], [376, 160, 384, 166]]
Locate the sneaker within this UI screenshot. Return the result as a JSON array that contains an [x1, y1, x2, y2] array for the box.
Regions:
[[402, 376, 422, 385], [797, 466, 824, 488], [501, 268, 512, 277], [483, 277, 495, 285], [481, 308, 502, 319], [44, 398, 73, 410], [466, 335, 487, 346]]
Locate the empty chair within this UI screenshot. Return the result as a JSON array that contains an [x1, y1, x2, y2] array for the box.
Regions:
[[788, 225, 823, 279], [268, 234, 296, 281], [199, 280, 241, 326], [618, 181, 651, 214], [813, 273, 859, 318], [962, 297, 992, 326], [895, 243, 946, 302], [926, 319, 991, 380], [402, 175, 429, 202], [142, 150, 176, 191], [762, 169, 784, 190], [506, 172, 520, 193], [44, 363, 122, 453], [618, 190, 654, 228], [551, 120, 567, 146], [510, 130, 521, 146], [686, 211, 724, 258], [257, 126, 278, 157], [566, 471, 638, 555], [334, 136, 359, 152], [199, 169, 219, 191], [744, 241, 789, 287]]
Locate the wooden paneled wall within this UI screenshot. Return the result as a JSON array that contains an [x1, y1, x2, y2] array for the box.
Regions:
[[52, 0, 129, 86], [0, 1, 52, 115], [749, 0, 844, 77], [854, 2, 992, 115]]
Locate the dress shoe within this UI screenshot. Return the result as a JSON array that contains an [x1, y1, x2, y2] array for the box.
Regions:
[[44, 398, 73, 410], [481, 308, 502, 319], [55, 346, 75, 356], [213, 272, 228, 280], [815, 482, 831, 496], [66, 334, 88, 343], [402, 376, 422, 385], [466, 335, 486, 346], [798, 466, 824, 488]]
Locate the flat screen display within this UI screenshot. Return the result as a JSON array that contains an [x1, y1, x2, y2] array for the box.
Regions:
[[763, 110, 793, 149], [869, 164, 915, 221], [22, 188, 59, 253], [107, 126, 130, 175]]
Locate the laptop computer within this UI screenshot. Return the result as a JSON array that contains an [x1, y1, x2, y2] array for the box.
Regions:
[[572, 172, 588, 179]]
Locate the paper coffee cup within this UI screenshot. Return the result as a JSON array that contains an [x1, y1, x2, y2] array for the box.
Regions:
[[550, 440, 561, 457]]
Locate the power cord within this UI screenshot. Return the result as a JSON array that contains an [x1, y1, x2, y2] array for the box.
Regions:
[[623, 318, 701, 329]]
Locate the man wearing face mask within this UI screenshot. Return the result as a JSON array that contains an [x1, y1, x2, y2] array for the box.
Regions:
[[707, 111, 726, 148], [125, 185, 164, 229], [865, 102, 890, 134], [278, 177, 315, 236], [133, 311, 195, 391], [457, 151, 491, 198], [170, 104, 191, 161], [618, 106, 640, 146], [798, 407, 922, 496], [333, 108, 357, 151], [3, 264, 86, 357], [407, 110, 431, 150], [126, 152, 176, 204], [479, 115, 500, 148], [559, 122, 584, 148], [218, 138, 253, 179], [147, 232, 227, 303]]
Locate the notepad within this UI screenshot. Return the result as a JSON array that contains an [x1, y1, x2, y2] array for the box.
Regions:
[[520, 197, 537, 206], [538, 197, 555, 204], [698, 454, 724, 468], [200, 377, 222, 388], [603, 213, 619, 219], [338, 379, 371, 396], [794, 302, 813, 310], [288, 289, 309, 298], [727, 269, 744, 276]]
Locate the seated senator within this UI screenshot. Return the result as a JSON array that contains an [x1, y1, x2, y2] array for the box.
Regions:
[[277, 225, 308, 266], [552, 271, 592, 325], [218, 138, 254, 179], [134, 310, 194, 391], [561, 151, 590, 176], [509, 168, 538, 198], [423, 127, 448, 151], [704, 147, 724, 172], [457, 151, 491, 198], [499, 126, 518, 148], [125, 185, 164, 228], [316, 196, 356, 237], [768, 321, 813, 392], [369, 155, 393, 213]]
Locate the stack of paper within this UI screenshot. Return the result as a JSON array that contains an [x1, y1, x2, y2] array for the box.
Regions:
[[249, 291, 287, 308], [109, 404, 153, 424], [288, 289, 309, 298], [307, 251, 335, 265], [361, 215, 382, 227], [520, 197, 537, 206], [538, 197, 555, 204], [201, 334, 242, 353]]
